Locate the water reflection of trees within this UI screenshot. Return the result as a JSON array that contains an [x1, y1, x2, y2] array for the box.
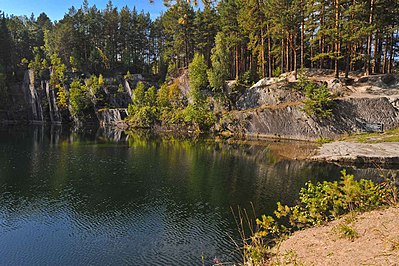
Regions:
[[0, 126, 398, 219]]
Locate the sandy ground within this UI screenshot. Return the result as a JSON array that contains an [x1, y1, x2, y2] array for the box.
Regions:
[[271, 207, 399, 266]]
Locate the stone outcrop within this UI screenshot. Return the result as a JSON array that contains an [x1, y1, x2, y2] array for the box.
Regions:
[[226, 97, 399, 141], [97, 108, 128, 127], [312, 141, 399, 166], [1, 70, 133, 126], [226, 72, 399, 141]]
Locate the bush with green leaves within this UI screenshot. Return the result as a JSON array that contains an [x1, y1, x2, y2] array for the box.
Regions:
[[208, 32, 231, 95], [128, 82, 159, 128], [245, 170, 397, 264], [296, 69, 333, 118], [69, 79, 92, 119], [188, 53, 208, 98], [239, 70, 259, 86], [183, 99, 215, 132], [302, 82, 333, 118], [274, 170, 391, 229], [272, 66, 281, 78]]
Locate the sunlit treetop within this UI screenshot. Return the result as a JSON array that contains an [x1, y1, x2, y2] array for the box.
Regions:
[[149, 0, 216, 8]]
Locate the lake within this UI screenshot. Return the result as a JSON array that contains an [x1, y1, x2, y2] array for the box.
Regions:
[[0, 126, 392, 265]]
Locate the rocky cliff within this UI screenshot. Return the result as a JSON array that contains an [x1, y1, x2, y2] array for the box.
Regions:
[[222, 72, 399, 141], [1, 70, 134, 127]]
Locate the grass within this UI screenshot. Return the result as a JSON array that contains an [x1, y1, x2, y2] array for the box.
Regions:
[[334, 222, 359, 241], [341, 128, 399, 143], [315, 137, 334, 144]]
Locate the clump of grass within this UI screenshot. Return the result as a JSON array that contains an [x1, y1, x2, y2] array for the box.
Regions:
[[342, 128, 399, 143], [334, 222, 359, 241], [272, 249, 306, 266], [315, 137, 334, 144]]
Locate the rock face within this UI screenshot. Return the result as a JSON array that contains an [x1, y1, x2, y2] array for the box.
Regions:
[[236, 81, 304, 110], [229, 75, 399, 141], [97, 108, 128, 126], [229, 97, 399, 140], [23, 70, 44, 123], [2, 70, 133, 126]]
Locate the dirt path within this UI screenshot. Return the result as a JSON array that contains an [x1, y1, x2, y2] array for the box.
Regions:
[[272, 207, 399, 265]]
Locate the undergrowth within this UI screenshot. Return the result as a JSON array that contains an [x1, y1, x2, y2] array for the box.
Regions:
[[342, 128, 399, 143], [242, 170, 398, 265]]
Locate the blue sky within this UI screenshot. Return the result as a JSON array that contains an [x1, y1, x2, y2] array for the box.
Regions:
[[0, 0, 167, 21]]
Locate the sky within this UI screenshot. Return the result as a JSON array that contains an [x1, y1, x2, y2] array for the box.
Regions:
[[0, 0, 167, 21]]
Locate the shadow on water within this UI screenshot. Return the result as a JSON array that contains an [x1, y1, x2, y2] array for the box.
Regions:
[[0, 125, 397, 265]]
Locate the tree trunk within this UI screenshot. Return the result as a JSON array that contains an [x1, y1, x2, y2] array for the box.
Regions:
[[366, 0, 375, 75], [382, 35, 388, 74], [286, 33, 289, 72], [300, 0, 305, 69], [320, 1, 325, 69], [235, 45, 239, 80], [281, 36, 284, 74], [334, 0, 340, 78], [268, 24, 272, 78], [261, 26, 266, 78], [345, 43, 350, 78], [388, 31, 394, 73]]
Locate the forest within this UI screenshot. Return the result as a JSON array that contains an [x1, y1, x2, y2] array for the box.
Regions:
[[0, 0, 398, 129]]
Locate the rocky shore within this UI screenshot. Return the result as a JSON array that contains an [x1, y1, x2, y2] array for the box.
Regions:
[[312, 141, 399, 167]]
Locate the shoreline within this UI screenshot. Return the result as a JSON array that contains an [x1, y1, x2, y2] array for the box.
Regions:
[[311, 141, 399, 167], [271, 206, 399, 265]]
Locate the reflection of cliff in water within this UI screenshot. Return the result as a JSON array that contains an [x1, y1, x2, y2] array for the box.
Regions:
[[1, 126, 397, 218]]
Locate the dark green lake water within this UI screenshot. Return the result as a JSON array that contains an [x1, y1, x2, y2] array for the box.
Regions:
[[0, 126, 390, 265]]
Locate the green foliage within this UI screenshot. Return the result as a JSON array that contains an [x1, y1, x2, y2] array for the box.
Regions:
[[0, 69, 7, 102], [208, 32, 231, 95], [56, 87, 68, 109], [183, 99, 215, 132], [124, 71, 133, 80], [315, 137, 334, 144], [85, 75, 100, 95], [49, 53, 66, 89], [118, 84, 124, 93], [69, 56, 79, 72], [275, 170, 391, 228], [334, 222, 359, 240], [239, 70, 259, 86], [28, 46, 48, 78], [69, 79, 92, 118], [245, 170, 397, 263], [296, 70, 333, 118], [272, 67, 281, 78], [156, 81, 187, 127], [132, 81, 146, 107], [128, 82, 159, 128], [188, 53, 208, 97], [302, 83, 333, 118], [98, 74, 104, 86]]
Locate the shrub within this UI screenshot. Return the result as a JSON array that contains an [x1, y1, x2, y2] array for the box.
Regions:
[[188, 53, 208, 99], [69, 79, 92, 121], [239, 70, 259, 86], [124, 71, 133, 80], [297, 70, 333, 118], [128, 83, 159, 128], [273, 66, 281, 78], [208, 32, 231, 95], [302, 83, 333, 118], [245, 170, 397, 264], [183, 99, 215, 132]]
